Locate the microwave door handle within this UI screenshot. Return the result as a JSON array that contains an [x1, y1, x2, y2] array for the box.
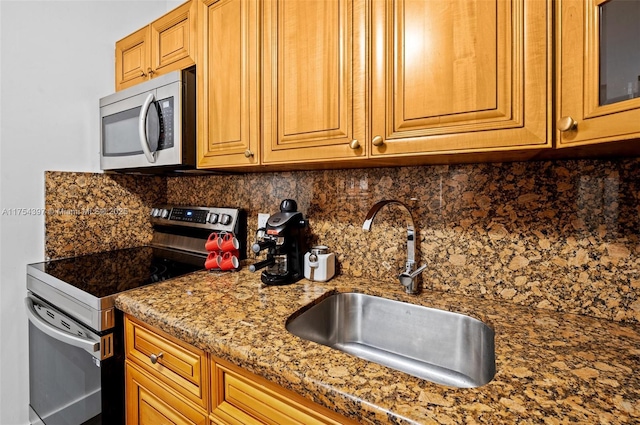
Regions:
[[24, 297, 100, 357], [138, 93, 157, 163]]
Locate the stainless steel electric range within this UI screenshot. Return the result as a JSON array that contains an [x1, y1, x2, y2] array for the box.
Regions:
[[26, 205, 245, 425]]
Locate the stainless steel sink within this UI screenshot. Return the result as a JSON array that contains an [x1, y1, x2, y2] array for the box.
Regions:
[[286, 292, 495, 388]]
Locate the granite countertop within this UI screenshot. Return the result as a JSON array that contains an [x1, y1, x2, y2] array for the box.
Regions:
[[116, 270, 640, 424]]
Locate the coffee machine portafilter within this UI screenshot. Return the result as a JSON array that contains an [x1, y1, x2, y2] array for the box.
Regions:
[[249, 199, 308, 285]]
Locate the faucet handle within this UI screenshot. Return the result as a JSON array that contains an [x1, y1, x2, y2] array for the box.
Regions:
[[398, 263, 426, 294], [409, 263, 427, 278]]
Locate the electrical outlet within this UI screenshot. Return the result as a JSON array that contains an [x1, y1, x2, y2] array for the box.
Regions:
[[257, 213, 270, 229]]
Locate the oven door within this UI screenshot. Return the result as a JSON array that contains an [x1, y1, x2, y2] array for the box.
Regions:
[[25, 294, 105, 425]]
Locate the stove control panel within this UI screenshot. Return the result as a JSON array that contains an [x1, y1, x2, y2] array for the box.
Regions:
[[150, 206, 242, 233], [169, 207, 209, 224]]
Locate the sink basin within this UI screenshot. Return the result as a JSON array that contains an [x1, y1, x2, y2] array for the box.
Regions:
[[286, 292, 495, 388]]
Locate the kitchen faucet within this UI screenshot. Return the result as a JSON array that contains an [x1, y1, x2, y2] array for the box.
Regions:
[[363, 200, 427, 294]]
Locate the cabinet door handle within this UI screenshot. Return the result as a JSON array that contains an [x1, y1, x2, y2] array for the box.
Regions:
[[557, 116, 577, 132], [139, 70, 146, 77], [372, 135, 384, 146], [244, 149, 254, 158], [150, 352, 163, 364], [349, 139, 360, 149], [147, 67, 155, 77]]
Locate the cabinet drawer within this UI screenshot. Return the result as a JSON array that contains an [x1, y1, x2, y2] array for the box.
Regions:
[[125, 361, 207, 425], [210, 357, 355, 425], [125, 315, 208, 409]]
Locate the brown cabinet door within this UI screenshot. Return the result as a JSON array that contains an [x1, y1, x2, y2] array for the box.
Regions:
[[115, 27, 150, 91], [197, 0, 260, 168], [150, 0, 197, 78], [125, 316, 208, 410], [557, 0, 640, 147], [115, 1, 196, 92], [125, 362, 207, 425], [370, 0, 551, 157], [261, 0, 366, 165], [209, 357, 357, 425]]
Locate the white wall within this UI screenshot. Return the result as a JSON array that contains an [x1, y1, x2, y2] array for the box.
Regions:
[[0, 1, 180, 423]]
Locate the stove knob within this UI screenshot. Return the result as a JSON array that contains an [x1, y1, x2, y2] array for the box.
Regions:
[[220, 214, 232, 226], [161, 209, 170, 219], [207, 212, 219, 224], [151, 208, 158, 217]]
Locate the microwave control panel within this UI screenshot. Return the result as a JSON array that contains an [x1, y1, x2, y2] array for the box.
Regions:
[[157, 97, 174, 150]]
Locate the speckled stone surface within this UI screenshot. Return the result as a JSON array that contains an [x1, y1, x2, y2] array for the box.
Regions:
[[45, 171, 166, 259], [116, 270, 640, 424], [167, 159, 640, 323], [45, 157, 640, 323]]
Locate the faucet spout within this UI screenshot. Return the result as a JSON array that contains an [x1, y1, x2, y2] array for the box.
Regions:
[[363, 200, 415, 267], [363, 200, 425, 294]]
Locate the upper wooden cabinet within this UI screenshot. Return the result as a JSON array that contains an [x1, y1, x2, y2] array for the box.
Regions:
[[191, 0, 640, 170], [369, 0, 552, 158], [556, 0, 640, 147], [197, 0, 260, 168], [115, 1, 197, 91], [261, 0, 367, 165], [115, 26, 150, 91]]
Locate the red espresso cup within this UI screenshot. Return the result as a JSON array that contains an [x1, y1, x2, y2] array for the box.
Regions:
[[205, 251, 219, 270], [217, 251, 239, 271], [217, 232, 240, 252], [205, 232, 221, 252]]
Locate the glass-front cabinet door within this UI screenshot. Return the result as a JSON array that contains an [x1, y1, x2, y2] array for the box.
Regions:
[[557, 0, 640, 147]]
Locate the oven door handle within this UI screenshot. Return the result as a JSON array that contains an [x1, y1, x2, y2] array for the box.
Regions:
[[25, 297, 100, 357]]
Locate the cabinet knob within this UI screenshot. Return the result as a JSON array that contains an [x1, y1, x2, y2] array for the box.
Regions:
[[150, 352, 163, 364], [139, 70, 146, 77], [372, 135, 384, 146], [244, 150, 254, 158], [557, 116, 577, 132], [147, 67, 155, 77], [349, 139, 360, 149]]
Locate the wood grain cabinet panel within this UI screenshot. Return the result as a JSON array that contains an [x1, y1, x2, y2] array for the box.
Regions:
[[210, 357, 357, 425], [125, 362, 207, 425], [261, 0, 367, 165], [194, 0, 558, 170], [197, 0, 260, 168], [125, 316, 208, 410], [115, 27, 150, 91], [124, 316, 357, 425], [115, 0, 196, 91], [556, 0, 640, 147], [370, 0, 552, 157], [151, 0, 197, 77]]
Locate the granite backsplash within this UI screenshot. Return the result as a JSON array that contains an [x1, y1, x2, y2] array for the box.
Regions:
[[45, 158, 640, 323], [45, 171, 166, 259]]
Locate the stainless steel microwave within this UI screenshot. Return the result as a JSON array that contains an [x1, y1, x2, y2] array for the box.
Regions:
[[99, 67, 195, 172]]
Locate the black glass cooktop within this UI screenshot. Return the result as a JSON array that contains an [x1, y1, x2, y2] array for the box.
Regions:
[[29, 246, 205, 299]]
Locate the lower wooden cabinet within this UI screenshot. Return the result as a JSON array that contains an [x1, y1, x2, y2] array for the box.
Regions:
[[124, 315, 355, 425], [125, 316, 208, 409], [210, 357, 356, 425], [125, 362, 208, 425]]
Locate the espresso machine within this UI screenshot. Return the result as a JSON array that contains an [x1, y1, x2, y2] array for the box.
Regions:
[[249, 199, 307, 285]]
